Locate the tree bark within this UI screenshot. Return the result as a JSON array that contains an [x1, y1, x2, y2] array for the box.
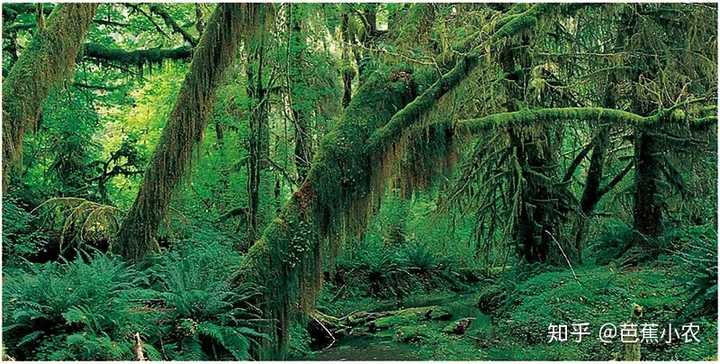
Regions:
[[115, 4, 264, 261], [573, 126, 610, 263], [499, 34, 560, 264], [288, 8, 312, 182], [632, 127, 663, 238], [245, 20, 270, 246], [2, 4, 98, 191], [340, 13, 354, 109]]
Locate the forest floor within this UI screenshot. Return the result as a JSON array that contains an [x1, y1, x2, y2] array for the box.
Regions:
[[299, 261, 717, 361]]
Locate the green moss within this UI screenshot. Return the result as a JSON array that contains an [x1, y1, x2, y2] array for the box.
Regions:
[[232, 66, 419, 358], [3, 4, 98, 187], [490, 265, 717, 360], [458, 106, 717, 136], [394, 325, 434, 343]]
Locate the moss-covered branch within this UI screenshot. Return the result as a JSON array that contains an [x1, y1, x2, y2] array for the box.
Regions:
[[230, 6, 554, 358], [2, 4, 98, 191], [82, 43, 192, 66], [231, 67, 418, 358], [456, 107, 714, 135], [366, 4, 546, 153], [114, 4, 264, 261]]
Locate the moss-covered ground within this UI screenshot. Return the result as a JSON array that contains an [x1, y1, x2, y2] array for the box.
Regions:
[[299, 261, 717, 361]]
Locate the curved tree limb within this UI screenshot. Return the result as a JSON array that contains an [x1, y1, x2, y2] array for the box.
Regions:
[[114, 4, 265, 262], [598, 160, 635, 197], [561, 140, 595, 184], [230, 5, 556, 358], [366, 4, 547, 153]]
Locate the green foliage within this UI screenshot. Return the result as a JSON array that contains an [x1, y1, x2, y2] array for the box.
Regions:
[[2, 2, 717, 361], [3, 253, 148, 360], [287, 320, 313, 360], [489, 265, 716, 360], [588, 219, 637, 265], [664, 224, 718, 318], [2, 197, 49, 266], [2, 238, 263, 361]]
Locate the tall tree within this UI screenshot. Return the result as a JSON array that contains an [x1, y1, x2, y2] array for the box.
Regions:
[[115, 4, 265, 261], [287, 6, 312, 182], [245, 12, 271, 245], [2, 4, 98, 191]]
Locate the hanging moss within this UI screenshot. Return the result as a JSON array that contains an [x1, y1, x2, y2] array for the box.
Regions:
[[2, 4, 98, 191], [229, 7, 564, 358], [114, 4, 265, 262], [231, 66, 422, 358], [381, 121, 458, 197]]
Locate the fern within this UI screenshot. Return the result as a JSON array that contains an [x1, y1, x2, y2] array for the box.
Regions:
[[3, 238, 263, 360]]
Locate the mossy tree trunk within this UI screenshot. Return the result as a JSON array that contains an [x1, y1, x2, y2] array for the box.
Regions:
[[288, 7, 312, 182], [245, 18, 271, 245], [233, 67, 420, 358], [573, 126, 610, 262], [340, 12, 355, 109], [231, 6, 552, 357], [115, 4, 264, 262], [632, 127, 663, 238], [499, 34, 562, 264], [2, 4, 98, 192]]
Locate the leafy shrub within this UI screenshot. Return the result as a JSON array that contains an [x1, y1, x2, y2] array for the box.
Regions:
[[148, 239, 265, 360], [287, 321, 313, 359], [356, 246, 415, 298], [399, 240, 438, 274]]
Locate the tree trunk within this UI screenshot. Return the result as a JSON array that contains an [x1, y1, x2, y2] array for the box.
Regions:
[[633, 127, 663, 238], [340, 12, 355, 108], [245, 23, 270, 246], [356, 5, 378, 82], [231, 7, 549, 357], [288, 9, 312, 182], [573, 126, 610, 262], [232, 68, 419, 358], [499, 33, 560, 264], [115, 4, 264, 262], [2, 4, 98, 191], [509, 129, 559, 264]]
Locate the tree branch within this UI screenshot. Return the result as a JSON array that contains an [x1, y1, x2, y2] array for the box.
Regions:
[[598, 160, 634, 197], [562, 140, 594, 183], [456, 107, 713, 135], [148, 4, 199, 46], [83, 43, 193, 66]]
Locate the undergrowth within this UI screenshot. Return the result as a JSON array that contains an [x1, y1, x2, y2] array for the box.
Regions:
[[2, 238, 264, 361]]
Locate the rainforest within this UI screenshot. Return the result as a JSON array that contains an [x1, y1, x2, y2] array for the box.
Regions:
[[1, 2, 718, 361]]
